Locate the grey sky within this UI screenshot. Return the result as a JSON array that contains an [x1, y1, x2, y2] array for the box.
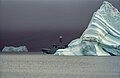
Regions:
[[0, 0, 120, 31]]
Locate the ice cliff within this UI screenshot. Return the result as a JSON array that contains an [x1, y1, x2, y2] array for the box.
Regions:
[[54, 1, 120, 56]]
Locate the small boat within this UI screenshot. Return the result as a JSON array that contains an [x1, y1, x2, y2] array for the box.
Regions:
[[41, 36, 67, 54]]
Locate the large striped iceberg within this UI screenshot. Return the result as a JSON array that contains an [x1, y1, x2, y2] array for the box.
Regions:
[[54, 1, 120, 56]]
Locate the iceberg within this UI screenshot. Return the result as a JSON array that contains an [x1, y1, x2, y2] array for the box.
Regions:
[[2, 46, 28, 52], [54, 1, 120, 56]]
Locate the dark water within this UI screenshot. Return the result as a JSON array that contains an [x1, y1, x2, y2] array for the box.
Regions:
[[0, 30, 85, 52], [0, 55, 120, 78]]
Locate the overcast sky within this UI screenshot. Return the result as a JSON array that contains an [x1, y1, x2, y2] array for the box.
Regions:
[[0, 0, 120, 31], [0, 0, 120, 51]]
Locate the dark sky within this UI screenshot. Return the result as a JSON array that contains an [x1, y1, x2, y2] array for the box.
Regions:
[[1, 0, 120, 31], [0, 0, 120, 51]]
